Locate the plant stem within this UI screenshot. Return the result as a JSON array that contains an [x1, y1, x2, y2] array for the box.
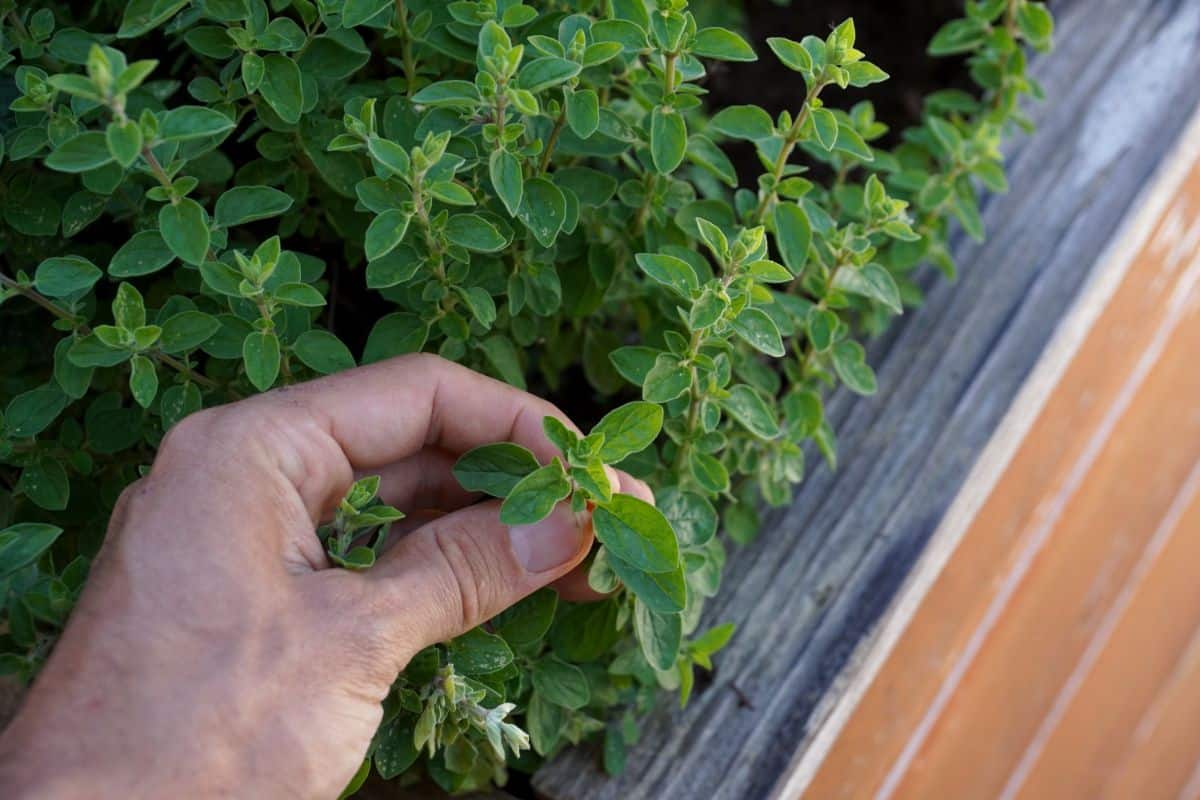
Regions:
[[751, 81, 826, 225], [0, 272, 224, 392], [539, 109, 567, 173], [394, 0, 419, 96]]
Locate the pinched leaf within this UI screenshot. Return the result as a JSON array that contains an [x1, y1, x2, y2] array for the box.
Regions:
[[500, 464, 571, 525], [453, 443, 541, 498], [592, 493, 679, 574]]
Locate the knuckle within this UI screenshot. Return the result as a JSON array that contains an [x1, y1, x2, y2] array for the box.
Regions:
[[424, 519, 505, 633]]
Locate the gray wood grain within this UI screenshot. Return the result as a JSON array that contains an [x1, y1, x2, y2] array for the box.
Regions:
[[534, 1, 1200, 797]]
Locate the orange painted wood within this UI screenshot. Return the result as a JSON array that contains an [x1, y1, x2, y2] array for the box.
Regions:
[[1101, 623, 1200, 800], [1012, 477, 1200, 799], [796, 138, 1200, 800]]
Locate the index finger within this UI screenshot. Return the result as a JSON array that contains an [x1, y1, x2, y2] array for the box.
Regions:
[[235, 353, 573, 507]]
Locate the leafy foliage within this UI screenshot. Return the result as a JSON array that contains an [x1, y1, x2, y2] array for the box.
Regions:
[[0, 0, 1052, 792]]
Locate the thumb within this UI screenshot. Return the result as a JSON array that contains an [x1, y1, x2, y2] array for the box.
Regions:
[[362, 500, 591, 657]]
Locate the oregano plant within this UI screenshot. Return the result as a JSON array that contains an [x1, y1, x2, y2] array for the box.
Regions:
[[0, 0, 1053, 793]]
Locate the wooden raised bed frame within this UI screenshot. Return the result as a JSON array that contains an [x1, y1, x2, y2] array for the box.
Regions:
[[535, 0, 1200, 797]]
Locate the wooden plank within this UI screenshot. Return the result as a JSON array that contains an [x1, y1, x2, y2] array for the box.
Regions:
[[1009, 469, 1200, 799], [534, 0, 1200, 797], [1101, 621, 1200, 799], [873, 257, 1200, 800], [786, 114, 1200, 800]]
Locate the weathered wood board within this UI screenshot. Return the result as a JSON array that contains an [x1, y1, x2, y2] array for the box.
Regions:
[[534, 0, 1200, 797]]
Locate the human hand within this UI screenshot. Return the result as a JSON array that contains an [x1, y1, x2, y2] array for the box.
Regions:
[[0, 354, 650, 799]]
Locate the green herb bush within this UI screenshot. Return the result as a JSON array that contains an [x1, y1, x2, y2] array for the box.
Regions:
[[0, 0, 1053, 792]]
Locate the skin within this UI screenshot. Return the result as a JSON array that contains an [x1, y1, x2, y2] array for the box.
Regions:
[[0, 354, 651, 799]]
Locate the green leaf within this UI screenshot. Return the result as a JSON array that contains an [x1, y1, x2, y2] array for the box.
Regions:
[[158, 199, 210, 266], [447, 628, 514, 676], [341, 0, 392, 27], [517, 178, 566, 248], [592, 402, 663, 463], [259, 54, 303, 124], [719, 384, 781, 438], [834, 121, 873, 161], [846, 61, 889, 87], [34, 256, 101, 298], [608, 552, 686, 614], [928, 18, 989, 55], [634, 600, 681, 671], [112, 282, 146, 329], [686, 134, 738, 187], [0, 523, 63, 579], [105, 120, 142, 168], [68, 336, 130, 368], [811, 107, 839, 150], [109, 230, 175, 277], [373, 717, 419, 780], [45, 132, 113, 173], [445, 213, 506, 252], [273, 282, 326, 307], [642, 354, 691, 403], [691, 27, 756, 61], [214, 186, 293, 227], [160, 310, 220, 354], [364, 209, 411, 261], [831, 339, 877, 395], [367, 136, 411, 177], [657, 488, 717, 547], [566, 89, 600, 139], [532, 657, 591, 710], [833, 263, 903, 314], [453, 443, 540, 498], [489, 149, 524, 217], [366, 245, 422, 289], [500, 464, 571, 526], [1017, 2, 1054, 47], [243, 330, 281, 391], [634, 252, 699, 296], [159, 106, 236, 141], [592, 493, 679, 574], [709, 105, 774, 140], [518, 57, 581, 93], [362, 312, 429, 363], [772, 202, 811, 275], [732, 307, 785, 357], [293, 330, 355, 374], [806, 307, 838, 351], [688, 449, 729, 493], [411, 80, 482, 108], [17, 457, 70, 511], [118, 0, 188, 37], [492, 588, 558, 648], [650, 105, 686, 174], [129, 354, 158, 408], [767, 37, 813, 73]]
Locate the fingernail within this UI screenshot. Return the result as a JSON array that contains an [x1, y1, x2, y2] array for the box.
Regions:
[[509, 504, 586, 573]]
